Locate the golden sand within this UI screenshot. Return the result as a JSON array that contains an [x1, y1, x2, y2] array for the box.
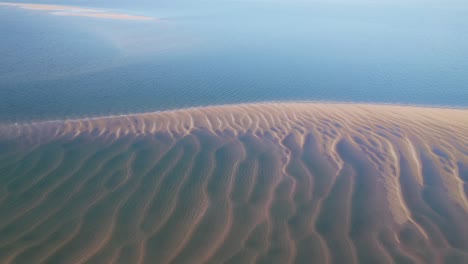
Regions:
[[0, 2, 155, 21], [0, 102, 467, 263]]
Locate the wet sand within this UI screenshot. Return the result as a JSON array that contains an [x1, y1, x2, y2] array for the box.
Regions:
[[0, 102, 467, 263]]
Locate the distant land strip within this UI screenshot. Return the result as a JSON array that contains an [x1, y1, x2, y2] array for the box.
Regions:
[[0, 2, 156, 20]]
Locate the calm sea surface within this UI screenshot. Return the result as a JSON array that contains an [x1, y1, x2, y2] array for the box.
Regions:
[[1, 0, 468, 122]]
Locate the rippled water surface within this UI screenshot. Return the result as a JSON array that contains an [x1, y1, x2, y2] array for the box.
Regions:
[[1, 0, 468, 121]]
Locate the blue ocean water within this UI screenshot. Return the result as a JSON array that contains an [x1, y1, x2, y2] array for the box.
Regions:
[[1, 0, 467, 122]]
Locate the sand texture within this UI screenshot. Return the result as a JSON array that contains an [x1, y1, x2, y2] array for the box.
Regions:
[[0, 102, 467, 263]]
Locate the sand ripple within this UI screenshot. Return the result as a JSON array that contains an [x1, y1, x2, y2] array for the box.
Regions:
[[0, 102, 467, 263]]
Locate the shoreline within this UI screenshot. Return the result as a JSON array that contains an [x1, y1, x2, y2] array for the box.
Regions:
[[1, 100, 467, 127], [0, 102, 466, 148]]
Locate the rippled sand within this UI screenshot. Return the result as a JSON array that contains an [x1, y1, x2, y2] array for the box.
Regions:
[[0, 103, 467, 264]]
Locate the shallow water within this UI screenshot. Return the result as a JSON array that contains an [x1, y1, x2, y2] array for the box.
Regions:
[[1, 0, 468, 122]]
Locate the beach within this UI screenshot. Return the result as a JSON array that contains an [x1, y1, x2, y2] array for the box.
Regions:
[[0, 102, 467, 263]]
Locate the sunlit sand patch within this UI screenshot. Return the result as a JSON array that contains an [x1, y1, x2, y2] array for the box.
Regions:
[[0, 102, 467, 263], [0, 2, 155, 20]]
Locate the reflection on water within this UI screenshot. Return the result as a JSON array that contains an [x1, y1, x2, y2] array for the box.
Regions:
[[1, 0, 468, 122]]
